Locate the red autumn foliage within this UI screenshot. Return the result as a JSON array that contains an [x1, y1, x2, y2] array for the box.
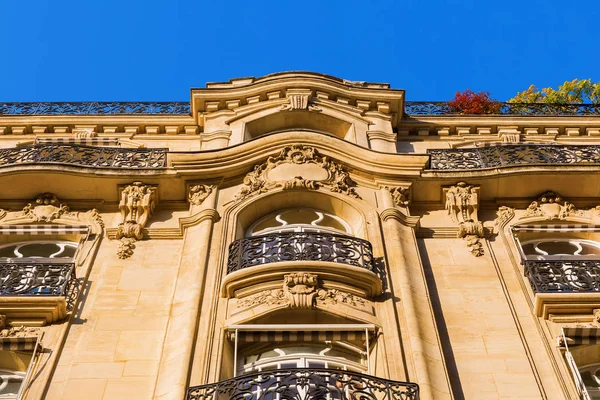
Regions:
[[448, 89, 501, 114]]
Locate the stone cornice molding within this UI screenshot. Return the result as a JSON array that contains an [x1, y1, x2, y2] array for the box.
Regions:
[[106, 208, 220, 240], [193, 73, 404, 127], [170, 131, 428, 178], [380, 208, 420, 228]]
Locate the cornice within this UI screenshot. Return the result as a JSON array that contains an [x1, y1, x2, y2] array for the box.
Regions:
[[106, 208, 220, 240], [170, 130, 429, 179], [379, 208, 420, 227]]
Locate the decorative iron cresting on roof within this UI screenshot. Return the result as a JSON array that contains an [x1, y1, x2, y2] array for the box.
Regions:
[[428, 144, 600, 170], [0, 144, 167, 169], [0, 102, 191, 115], [405, 101, 600, 116]]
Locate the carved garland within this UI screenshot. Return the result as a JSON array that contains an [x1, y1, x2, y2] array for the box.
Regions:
[[234, 145, 361, 202], [237, 272, 366, 310]]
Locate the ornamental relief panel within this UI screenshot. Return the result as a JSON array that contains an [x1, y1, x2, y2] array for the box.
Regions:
[[236, 272, 368, 312], [233, 145, 361, 202]]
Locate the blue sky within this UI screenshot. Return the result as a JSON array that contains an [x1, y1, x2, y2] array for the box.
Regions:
[[1, 0, 599, 102]]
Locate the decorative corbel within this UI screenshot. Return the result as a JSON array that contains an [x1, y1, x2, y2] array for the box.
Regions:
[[115, 182, 157, 259], [444, 182, 484, 256], [386, 186, 411, 207], [279, 88, 321, 112], [188, 184, 216, 206]]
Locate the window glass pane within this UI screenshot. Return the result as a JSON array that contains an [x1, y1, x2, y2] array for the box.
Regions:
[[0, 246, 17, 259], [536, 241, 579, 255], [580, 243, 600, 256]]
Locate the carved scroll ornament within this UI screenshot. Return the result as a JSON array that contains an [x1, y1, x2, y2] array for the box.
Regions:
[[234, 145, 360, 202], [188, 184, 215, 206], [116, 182, 157, 259], [386, 186, 410, 207], [237, 272, 366, 310]]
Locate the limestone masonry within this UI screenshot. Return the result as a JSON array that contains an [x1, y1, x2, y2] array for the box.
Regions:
[[0, 72, 599, 399]]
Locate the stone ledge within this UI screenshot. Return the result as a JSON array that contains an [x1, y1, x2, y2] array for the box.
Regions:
[[0, 296, 67, 326], [534, 292, 600, 319]]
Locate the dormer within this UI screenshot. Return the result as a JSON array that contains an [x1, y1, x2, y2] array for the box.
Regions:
[[191, 72, 404, 152]]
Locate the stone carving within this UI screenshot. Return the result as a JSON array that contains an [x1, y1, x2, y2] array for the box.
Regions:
[[72, 127, 97, 138], [315, 288, 366, 308], [386, 186, 410, 207], [234, 145, 360, 202], [188, 184, 215, 206], [494, 206, 515, 228], [284, 273, 318, 308], [237, 272, 366, 310], [0, 325, 40, 338], [445, 182, 484, 257], [445, 182, 479, 224], [524, 191, 578, 220], [22, 193, 70, 222], [280, 91, 320, 111], [237, 289, 286, 308], [115, 182, 157, 259]]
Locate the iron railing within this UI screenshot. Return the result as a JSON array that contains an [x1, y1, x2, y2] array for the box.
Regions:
[[427, 144, 600, 170], [227, 232, 374, 274], [0, 262, 75, 296], [0, 102, 190, 115], [187, 368, 420, 400], [404, 101, 600, 116], [0, 144, 167, 169], [524, 260, 600, 293]]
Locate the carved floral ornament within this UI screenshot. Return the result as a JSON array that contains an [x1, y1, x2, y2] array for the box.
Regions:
[[444, 182, 485, 257], [0, 193, 103, 230], [233, 145, 361, 202], [237, 272, 366, 310], [523, 191, 580, 220], [115, 182, 157, 259]]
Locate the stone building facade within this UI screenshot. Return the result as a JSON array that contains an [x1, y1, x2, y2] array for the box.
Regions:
[[0, 72, 598, 399]]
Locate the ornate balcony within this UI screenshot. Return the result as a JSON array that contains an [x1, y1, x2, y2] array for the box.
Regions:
[[404, 101, 600, 116], [428, 144, 600, 171], [0, 102, 190, 115], [227, 232, 374, 274], [0, 262, 76, 325], [187, 368, 420, 400], [0, 263, 75, 296], [0, 144, 167, 169], [222, 232, 382, 299], [525, 260, 600, 293]]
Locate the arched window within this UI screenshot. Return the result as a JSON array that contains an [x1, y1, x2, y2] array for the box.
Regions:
[[0, 241, 78, 261], [0, 369, 26, 399], [240, 342, 366, 375], [247, 209, 352, 237], [521, 239, 600, 260]]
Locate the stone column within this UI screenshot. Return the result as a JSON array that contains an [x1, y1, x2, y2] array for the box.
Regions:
[[379, 188, 454, 400], [153, 189, 219, 400]]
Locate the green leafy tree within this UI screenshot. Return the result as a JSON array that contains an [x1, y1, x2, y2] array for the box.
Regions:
[[508, 79, 600, 104]]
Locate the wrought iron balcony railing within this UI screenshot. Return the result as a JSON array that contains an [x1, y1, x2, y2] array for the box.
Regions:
[[404, 101, 600, 116], [0, 262, 75, 296], [525, 260, 600, 293], [0, 102, 191, 115], [427, 144, 600, 170], [0, 144, 167, 169], [187, 368, 420, 400], [227, 232, 374, 274]]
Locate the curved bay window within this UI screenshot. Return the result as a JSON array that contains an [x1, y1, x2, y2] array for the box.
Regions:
[[0, 241, 78, 296], [228, 209, 374, 274]]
